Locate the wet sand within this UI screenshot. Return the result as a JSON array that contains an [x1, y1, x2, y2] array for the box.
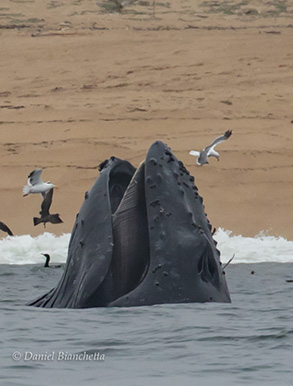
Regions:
[[1, 0, 293, 239]]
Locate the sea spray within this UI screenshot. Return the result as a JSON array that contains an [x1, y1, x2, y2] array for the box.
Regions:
[[0, 233, 70, 265], [0, 230, 292, 264], [215, 228, 293, 263]]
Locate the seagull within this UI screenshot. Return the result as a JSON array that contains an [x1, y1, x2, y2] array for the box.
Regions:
[[23, 169, 57, 197], [0, 221, 13, 236], [33, 188, 63, 228], [42, 253, 61, 268], [189, 130, 233, 165]]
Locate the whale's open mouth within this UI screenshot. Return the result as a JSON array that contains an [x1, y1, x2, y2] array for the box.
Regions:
[[111, 161, 150, 300], [28, 141, 231, 308]]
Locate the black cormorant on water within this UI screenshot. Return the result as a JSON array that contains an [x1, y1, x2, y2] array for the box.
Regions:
[[42, 253, 61, 268]]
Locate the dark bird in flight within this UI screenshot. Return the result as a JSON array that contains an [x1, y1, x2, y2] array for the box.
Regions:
[[189, 130, 233, 165], [33, 188, 63, 228], [0, 221, 13, 236]]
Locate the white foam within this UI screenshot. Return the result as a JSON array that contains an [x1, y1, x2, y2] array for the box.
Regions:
[[0, 233, 70, 265], [215, 228, 293, 264], [0, 229, 292, 265]]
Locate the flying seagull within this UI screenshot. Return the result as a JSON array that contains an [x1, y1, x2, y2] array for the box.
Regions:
[[0, 221, 13, 236], [42, 253, 61, 268], [189, 130, 233, 165], [33, 188, 63, 228], [23, 169, 57, 197]]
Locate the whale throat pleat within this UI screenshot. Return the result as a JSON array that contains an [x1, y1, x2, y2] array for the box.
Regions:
[[112, 162, 150, 299]]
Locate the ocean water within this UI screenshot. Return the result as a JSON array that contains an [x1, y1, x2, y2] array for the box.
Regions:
[[1, 229, 293, 386]]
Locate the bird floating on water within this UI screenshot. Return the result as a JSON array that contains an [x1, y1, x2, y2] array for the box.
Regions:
[[23, 169, 57, 197], [33, 188, 63, 228], [0, 221, 13, 236], [42, 253, 61, 268], [189, 130, 233, 165]]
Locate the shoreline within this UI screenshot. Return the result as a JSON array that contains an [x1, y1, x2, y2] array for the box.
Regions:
[[1, 0, 292, 240]]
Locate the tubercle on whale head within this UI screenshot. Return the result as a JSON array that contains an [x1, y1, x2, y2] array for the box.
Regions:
[[98, 156, 120, 173], [98, 159, 109, 172], [146, 141, 216, 232]]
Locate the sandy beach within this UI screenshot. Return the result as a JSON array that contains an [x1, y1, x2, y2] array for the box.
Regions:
[[1, 0, 292, 239]]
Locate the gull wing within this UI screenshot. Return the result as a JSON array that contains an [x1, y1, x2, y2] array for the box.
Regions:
[[28, 169, 43, 186], [207, 130, 233, 155]]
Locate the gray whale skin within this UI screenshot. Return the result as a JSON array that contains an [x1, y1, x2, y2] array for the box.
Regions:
[[28, 141, 231, 308]]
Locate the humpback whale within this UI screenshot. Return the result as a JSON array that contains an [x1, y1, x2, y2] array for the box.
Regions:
[[28, 141, 231, 308]]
